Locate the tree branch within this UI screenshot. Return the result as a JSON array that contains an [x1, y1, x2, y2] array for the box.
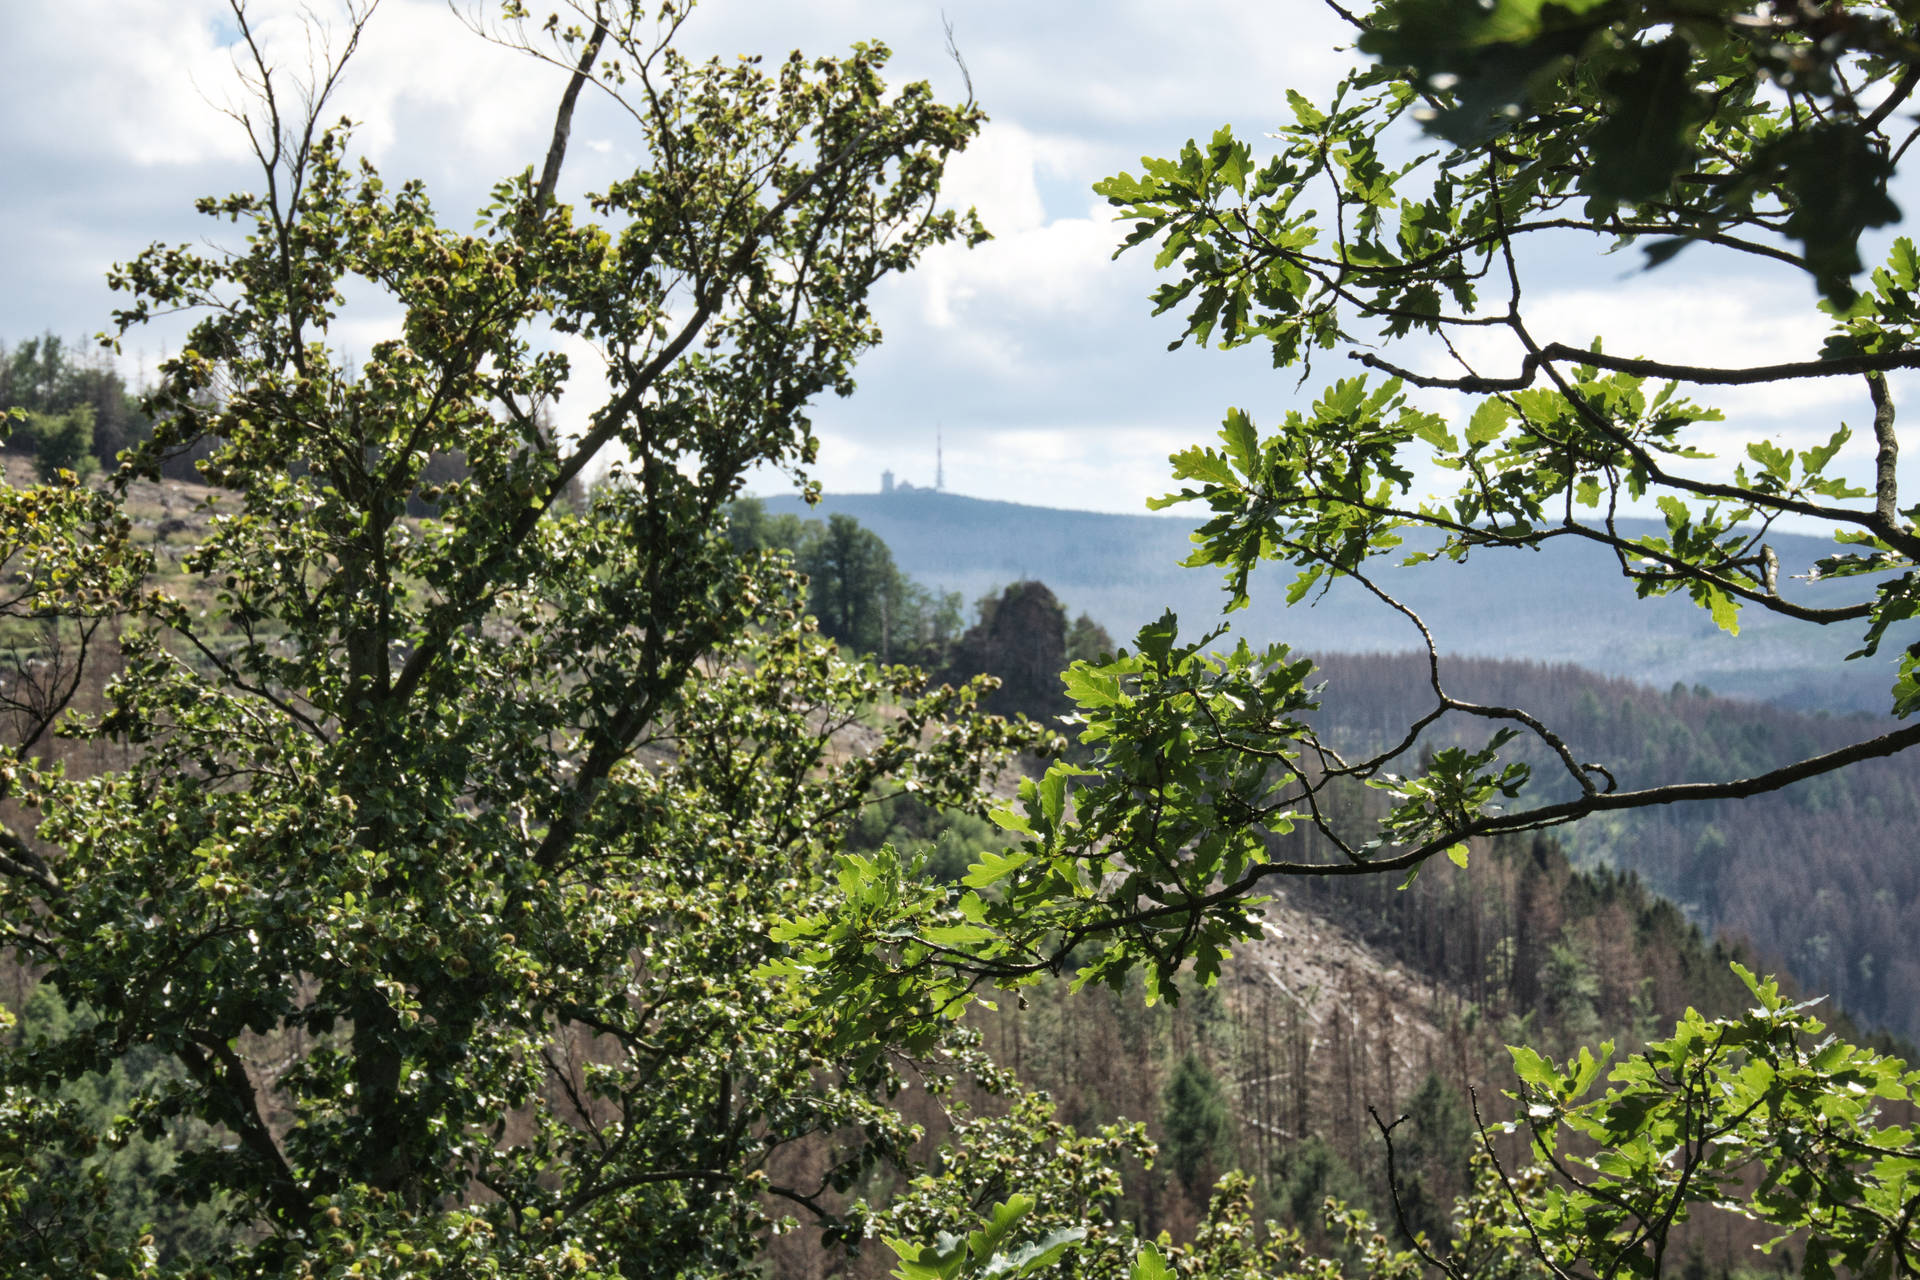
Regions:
[[390, 117, 902, 710], [0, 822, 59, 894], [1373, 1107, 1467, 1278], [177, 1036, 306, 1223], [1264, 716, 1920, 880], [533, 3, 608, 214], [1870, 370, 1901, 530], [565, 1164, 730, 1212], [1354, 342, 1920, 393]]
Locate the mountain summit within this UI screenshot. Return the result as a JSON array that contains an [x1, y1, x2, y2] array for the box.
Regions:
[[760, 489, 1904, 714]]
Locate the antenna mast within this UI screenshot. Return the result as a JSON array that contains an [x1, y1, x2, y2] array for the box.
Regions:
[[936, 425, 945, 492]]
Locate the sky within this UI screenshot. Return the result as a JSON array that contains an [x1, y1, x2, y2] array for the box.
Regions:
[[3, 0, 1915, 520]]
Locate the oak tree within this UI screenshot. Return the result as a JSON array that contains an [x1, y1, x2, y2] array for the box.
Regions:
[[0, 3, 1145, 1275]]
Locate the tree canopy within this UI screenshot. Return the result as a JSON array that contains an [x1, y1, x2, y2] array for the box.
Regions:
[[728, 501, 965, 666], [0, 334, 152, 479], [0, 3, 1137, 1274]]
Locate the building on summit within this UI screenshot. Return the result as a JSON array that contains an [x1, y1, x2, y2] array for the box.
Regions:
[[881, 428, 945, 495]]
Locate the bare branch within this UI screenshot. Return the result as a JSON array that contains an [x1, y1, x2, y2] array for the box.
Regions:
[[177, 1036, 306, 1223], [1271, 533, 1608, 796], [534, 2, 609, 214], [941, 12, 975, 106], [1373, 1106, 1468, 1278], [1863, 62, 1920, 133], [1271, 715, 1920, 879], [1019, 713, 1920, 956], [1321, 0, 1369, 30]]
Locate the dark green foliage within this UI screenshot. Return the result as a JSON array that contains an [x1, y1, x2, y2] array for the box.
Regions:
[[800, 512, 954, 665], [1267, 1133, 1369, 1235], [1351, 0, 1907, 298], [732, 502, 1104, 723], [805, 513, 898, 654], [944, 581, 1072, 721], [403, 448, 472, 517], [1065, 612, 1114, 665], [1159, 1051, 1232, 1200], [761, 0, 1920, 1272], [883, 1190, 1089, 1280], [725, 494, 813, 557], [15, 0, 1920, 1274], [0, 1082, 160, 1277], [1538, 934, 1603, 1047], [846, 793, 1000, 885], [728, 500, 964, 667], [5, 986, 229, 1262], [0, 333, 150, 473], [1502, 967, 1919, 1279], [1386, 1072, 1473, 1247], [17, 406, 100, 481], [951, 812, 1830, 1260], [1087, 0, 1920, 774]]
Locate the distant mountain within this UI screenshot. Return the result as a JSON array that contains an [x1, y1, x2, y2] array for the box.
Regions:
[[758, 489, 1914, 715]]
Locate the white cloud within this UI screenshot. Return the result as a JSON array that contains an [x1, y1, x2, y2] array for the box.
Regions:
[[914, 201, 1125, 332], [1455, 275, 1806, 359], [953, 0, 1361, 134], [0, 0, 563, 183], [547, 333, 614, 453], [3, 2, 250, 167], [937, 120, 1100, 235], [1395, 274, 1915, 525], [16, 1, 1902, 522]]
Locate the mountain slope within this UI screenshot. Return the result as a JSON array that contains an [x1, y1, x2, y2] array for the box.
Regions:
[[1291, 653, 1920, 1042], [759, 489, 1913, 715]]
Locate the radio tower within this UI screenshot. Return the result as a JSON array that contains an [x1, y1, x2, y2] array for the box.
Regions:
[[936, 426, 945, 492]]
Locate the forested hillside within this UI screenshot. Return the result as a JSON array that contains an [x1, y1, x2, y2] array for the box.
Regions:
[[1294, 655, 1920, 1042], [6, 425, 1911, 1274], [774, 499, 1920, 1041], [744, 500, 1920, 1041], [0, 334, 213, 483], [761, 491, 1915, 715], [829, 794, 1900, 1275]]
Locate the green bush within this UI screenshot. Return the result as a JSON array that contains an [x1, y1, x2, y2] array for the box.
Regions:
[[19, 405, 98, 481]]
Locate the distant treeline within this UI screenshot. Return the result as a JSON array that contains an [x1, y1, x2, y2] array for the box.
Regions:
[[727, 497, 1112, 720], [0, 333, 220, 482], [730, 503, 1919, 1047]]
